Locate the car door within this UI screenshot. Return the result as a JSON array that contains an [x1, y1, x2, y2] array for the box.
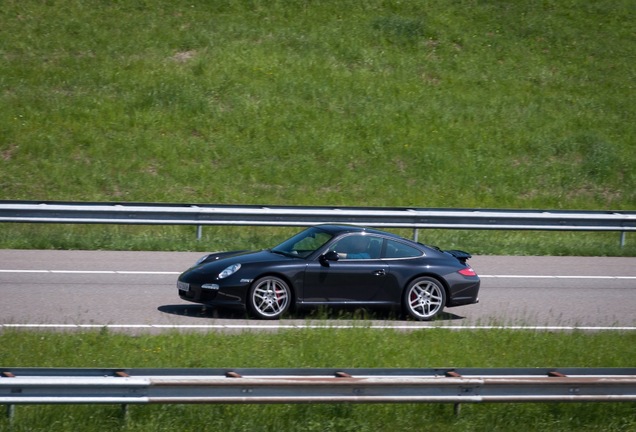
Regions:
[[300, 234, 391, 305]]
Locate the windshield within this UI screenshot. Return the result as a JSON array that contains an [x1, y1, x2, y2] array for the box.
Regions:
[[271, 226, 333, 258]]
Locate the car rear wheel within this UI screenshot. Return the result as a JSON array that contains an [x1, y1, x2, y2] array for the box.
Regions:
[[403, 276, 446, 321], [248, 276, 292, 320]]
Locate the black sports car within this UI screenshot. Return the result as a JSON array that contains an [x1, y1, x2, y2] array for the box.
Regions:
[[177, 225, 480, 320]]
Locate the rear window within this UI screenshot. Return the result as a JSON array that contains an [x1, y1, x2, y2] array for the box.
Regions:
[[384, 239, 423, 258]]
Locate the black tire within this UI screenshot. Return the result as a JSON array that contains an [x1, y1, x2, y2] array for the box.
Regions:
[[403, 276, 446, 321], [248, 276, 292, 320]]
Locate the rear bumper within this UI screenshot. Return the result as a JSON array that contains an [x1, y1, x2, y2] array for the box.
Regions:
[[446, 277, 480, 307]]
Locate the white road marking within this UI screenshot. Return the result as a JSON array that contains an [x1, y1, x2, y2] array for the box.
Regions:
[[480, 275, 636, 280], [0, 270, 180, 275], [1, 323, 635, 331], [1, 270, 635, 279]]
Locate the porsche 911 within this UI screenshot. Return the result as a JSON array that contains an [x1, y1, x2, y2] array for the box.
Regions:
[[177, 224, 480, 320]]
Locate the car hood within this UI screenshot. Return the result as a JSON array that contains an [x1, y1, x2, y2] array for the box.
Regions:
[[187, 249, 293, 274]]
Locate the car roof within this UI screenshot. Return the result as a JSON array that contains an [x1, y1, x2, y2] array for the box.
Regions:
[[313, 224, 401, 238]]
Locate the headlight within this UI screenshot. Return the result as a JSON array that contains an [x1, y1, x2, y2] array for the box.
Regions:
[[218, 263, 241, 279], [195, 254, 211, 265]]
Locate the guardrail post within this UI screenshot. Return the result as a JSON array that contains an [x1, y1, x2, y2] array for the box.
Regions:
[[196, 225, 202, 241], [620, 231, 626, 248], [6, 404, 14, 423], [121, 404, 129, 423]]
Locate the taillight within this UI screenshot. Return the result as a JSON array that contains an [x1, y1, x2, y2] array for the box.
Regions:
[[458, 267, 477, 277]]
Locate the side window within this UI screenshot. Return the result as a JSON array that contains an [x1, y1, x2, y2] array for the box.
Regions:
[[384, 239, 422, 259], [366, 237, 383, 259], [333, 235, 381, 260]]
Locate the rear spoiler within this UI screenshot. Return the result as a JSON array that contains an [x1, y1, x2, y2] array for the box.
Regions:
[[444, 249, 472, 264]]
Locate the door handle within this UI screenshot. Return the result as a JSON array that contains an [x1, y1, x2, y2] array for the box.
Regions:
[[372, 269, 386, 276]]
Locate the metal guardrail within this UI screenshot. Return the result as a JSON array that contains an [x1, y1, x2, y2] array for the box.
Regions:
[[0, 200, 634, 245], [2, 368, 635, 417]]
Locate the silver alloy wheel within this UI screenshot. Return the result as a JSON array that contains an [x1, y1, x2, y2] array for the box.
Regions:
[[404, 277, 446, 320], [249, 276, 291, 319]]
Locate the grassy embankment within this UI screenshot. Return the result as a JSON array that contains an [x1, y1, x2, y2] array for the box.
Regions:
[[0, 0, 634, 255]]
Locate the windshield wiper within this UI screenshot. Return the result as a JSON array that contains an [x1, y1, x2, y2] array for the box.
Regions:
[[269, 248, 294, 257]]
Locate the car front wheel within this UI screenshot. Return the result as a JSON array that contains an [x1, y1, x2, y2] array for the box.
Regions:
[[403, 276, 446, 321], [248, 276, 292, 320]]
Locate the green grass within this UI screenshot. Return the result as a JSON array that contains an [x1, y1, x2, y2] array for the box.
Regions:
[[1, 0, 634, 212], [1, 328, 635, 431]]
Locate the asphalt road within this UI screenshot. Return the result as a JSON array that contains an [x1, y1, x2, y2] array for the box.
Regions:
[[1, 250, 635, 332]]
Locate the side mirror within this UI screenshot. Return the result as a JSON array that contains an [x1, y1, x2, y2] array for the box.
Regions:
[[319, 250, 340, 267]]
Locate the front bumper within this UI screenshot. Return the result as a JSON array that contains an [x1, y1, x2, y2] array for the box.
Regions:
[[177, 279, 249, 307]]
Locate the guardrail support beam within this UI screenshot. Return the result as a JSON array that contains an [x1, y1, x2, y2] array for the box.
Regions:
[[1, 201, 635, 247]]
